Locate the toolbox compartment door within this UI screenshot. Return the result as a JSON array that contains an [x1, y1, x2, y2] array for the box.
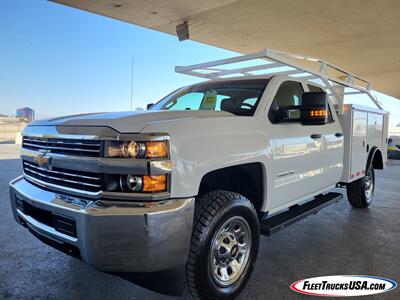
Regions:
[[351, 110, 368, 179], [367, 113, 384, 150]]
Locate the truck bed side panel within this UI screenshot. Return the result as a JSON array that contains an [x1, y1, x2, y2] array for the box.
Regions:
[[339, 104, 388, 183]]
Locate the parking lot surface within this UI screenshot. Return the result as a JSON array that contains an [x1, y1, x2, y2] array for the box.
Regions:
[[0, 143, 399, 299]]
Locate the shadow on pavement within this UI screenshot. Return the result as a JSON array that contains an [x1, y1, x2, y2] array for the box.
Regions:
[[112, 265, 186, 296]]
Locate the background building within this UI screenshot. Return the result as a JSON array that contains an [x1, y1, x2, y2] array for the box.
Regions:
[[0, 115, 27, 141], [16, 107, 35, 122]]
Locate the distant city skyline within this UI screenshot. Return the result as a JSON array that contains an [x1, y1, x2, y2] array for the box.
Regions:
[[16, 106, 35, 122], [0, 0, 399, 128]]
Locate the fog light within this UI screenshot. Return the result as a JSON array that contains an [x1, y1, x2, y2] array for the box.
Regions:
[[120, 175, 143, 192]]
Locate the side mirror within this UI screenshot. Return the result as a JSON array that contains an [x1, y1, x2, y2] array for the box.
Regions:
[[146, 103, 154, 110], [300, 92, 329, 125]]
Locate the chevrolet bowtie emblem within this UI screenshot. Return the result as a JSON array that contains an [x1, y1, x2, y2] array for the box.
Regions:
[[34, 150, 52, 170]]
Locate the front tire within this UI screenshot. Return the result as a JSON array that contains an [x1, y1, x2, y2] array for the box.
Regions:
[[346, 165, 375, 208], [185, 191, 259, 300]]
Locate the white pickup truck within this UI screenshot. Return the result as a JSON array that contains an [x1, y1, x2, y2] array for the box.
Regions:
[[9, 50, 388, 299]]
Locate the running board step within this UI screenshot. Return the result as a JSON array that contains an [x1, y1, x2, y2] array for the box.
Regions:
[[260, 192, 343, 236]]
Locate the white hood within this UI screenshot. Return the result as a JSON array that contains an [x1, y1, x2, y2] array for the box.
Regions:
[[30, 110, 234, 132]]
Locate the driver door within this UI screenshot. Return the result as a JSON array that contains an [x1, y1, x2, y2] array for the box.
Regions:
[[266, 80, 343, 211]]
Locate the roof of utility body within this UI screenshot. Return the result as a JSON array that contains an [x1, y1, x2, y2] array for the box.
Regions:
[[52, 0, 400, 100]]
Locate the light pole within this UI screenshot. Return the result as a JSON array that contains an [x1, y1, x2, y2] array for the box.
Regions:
[[130, 54, 134, 111]]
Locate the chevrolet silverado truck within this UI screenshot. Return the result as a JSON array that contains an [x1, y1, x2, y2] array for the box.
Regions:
[[9, 49, 388, 299]]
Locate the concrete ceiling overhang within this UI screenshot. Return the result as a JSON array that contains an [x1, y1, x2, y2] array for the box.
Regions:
[[53, 0, 400, 99]]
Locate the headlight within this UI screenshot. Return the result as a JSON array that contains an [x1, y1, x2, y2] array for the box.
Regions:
[[125, 141, 141, 157], [104, 140, 168, 158]]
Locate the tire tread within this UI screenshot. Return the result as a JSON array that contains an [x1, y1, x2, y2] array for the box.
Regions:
[[185, 191, 257, 299], [346, 166, 374, 208]]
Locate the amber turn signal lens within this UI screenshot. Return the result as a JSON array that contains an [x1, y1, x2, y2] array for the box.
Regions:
[[146, 141, 168, 158], [309, 109, 328, 117], [143, 175, 167, 192]]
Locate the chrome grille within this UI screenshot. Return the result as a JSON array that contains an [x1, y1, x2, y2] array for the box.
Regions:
[[23, 161, 102, 192], [22, 136, 101, 157]]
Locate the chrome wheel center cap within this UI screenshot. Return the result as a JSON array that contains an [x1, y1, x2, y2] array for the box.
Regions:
[[230, 244, 239, 258]]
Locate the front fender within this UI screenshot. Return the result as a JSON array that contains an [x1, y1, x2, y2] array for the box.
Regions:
[[141, 116, 269, 199]]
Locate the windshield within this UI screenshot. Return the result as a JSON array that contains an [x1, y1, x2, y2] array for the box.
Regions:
[[150, 79, 269, 116]]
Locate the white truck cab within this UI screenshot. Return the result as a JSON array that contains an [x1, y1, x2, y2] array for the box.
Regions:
[[9, 49, 388, 299]]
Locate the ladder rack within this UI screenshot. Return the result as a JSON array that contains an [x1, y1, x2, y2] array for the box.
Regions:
[[175, 49, 383, 114]]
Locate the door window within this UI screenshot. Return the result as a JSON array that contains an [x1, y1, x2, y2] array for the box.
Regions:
[[268, 81, 304, 123]]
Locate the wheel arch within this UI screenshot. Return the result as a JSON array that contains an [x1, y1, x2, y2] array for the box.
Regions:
[[367, 147, 384, 170], [198, 162, 266, 214]]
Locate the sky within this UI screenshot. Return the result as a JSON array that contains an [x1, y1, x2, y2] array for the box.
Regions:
[[0, 0, 399, 128]]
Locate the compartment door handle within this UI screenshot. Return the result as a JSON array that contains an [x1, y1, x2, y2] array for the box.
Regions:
[[311, 134, 322, 139]]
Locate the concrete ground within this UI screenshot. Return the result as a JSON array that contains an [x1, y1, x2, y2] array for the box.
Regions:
[[0, 142, 399, 299]]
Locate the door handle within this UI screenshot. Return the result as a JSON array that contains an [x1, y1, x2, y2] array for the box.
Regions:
[[335, 132, 344, 138], [311, 134, 322, 139]]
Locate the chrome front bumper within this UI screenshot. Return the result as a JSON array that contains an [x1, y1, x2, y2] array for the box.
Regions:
[[9, 176, 195, 273]]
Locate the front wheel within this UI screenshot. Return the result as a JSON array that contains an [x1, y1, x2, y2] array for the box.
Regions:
[[346, 165, 375, 208], [185, 191, 259, 299]]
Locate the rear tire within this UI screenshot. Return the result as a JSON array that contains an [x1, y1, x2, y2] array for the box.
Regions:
[[346, 165, 375, 208], [185, 191, 259, 300]]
